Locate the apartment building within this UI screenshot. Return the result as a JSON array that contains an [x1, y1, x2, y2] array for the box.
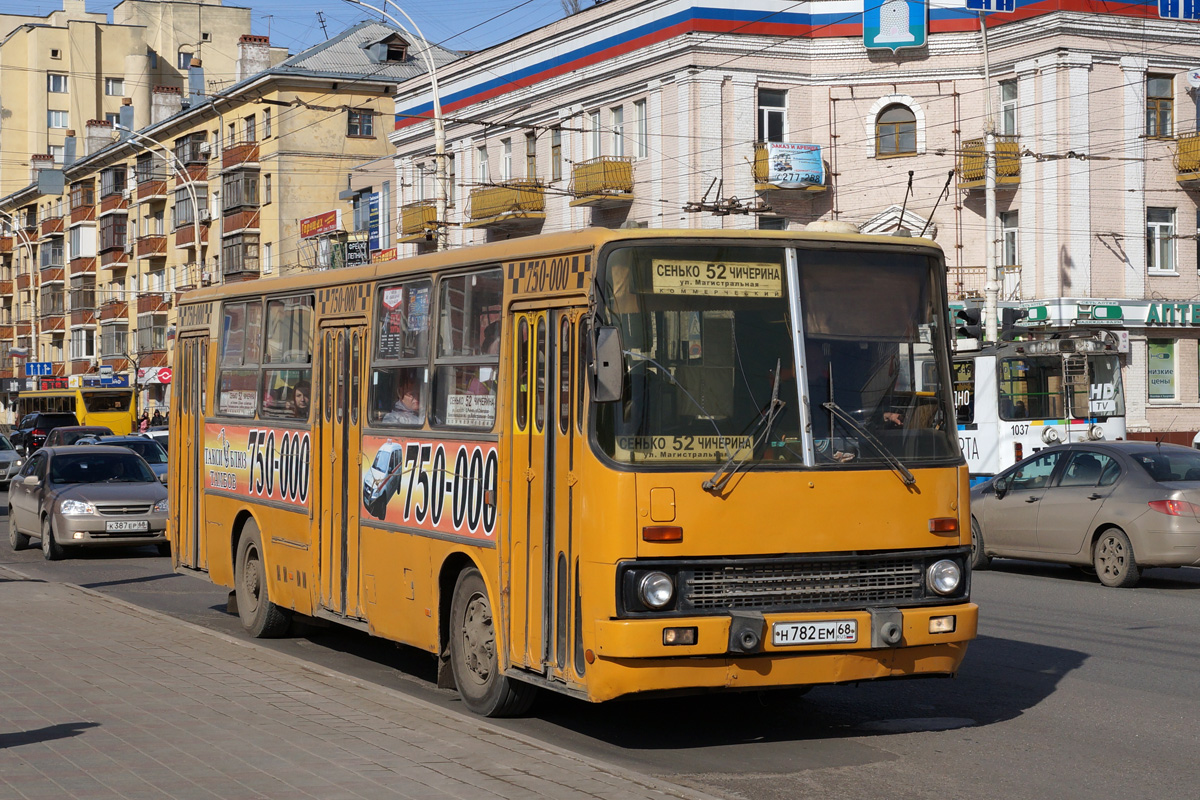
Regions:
[[376, 0, 1200, 435], [0, 0, 288, 199], [0, 21, 457, 419]]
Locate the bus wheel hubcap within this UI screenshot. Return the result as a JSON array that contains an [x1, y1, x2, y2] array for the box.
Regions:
[[462, 594, 493, 683], [244, 548, 261, 610]]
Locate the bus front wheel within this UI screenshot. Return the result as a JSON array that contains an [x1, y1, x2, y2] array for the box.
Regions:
[[234, 520, 292, 637], [449, 567, 535, 717]]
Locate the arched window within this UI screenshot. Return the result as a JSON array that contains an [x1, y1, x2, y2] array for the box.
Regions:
[[876, 104, 916, 157]]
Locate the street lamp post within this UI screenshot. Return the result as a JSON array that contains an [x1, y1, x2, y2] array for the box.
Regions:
[[0, 209, 40, 363], [341, 0, 447, 251]]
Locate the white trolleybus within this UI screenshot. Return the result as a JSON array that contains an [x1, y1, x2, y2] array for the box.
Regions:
[[953, 332, 1126, 483]]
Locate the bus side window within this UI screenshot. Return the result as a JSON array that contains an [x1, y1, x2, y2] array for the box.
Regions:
[[217, 300, 263, 418], [371, 278, 432, 427], [431, 269, 502, 430]]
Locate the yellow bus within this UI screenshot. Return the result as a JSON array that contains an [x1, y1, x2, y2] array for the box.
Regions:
[[169, 228, 978, 716], [17, 387, 136, 434]]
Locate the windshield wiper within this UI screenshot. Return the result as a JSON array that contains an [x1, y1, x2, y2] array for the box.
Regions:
[[821, 401, 916, 487], [703, 359, 786, 494]]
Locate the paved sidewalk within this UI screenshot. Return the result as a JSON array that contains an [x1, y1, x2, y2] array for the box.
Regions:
[[0, 568, 718, 800]]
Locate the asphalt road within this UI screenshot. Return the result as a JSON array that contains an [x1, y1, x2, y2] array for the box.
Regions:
[[3, 522, 1199, 800]]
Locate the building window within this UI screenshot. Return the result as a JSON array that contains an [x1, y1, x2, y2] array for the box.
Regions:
[[99, 215, 126, 252], [386, 41, 407, 62], [48, 74, 68, 93], [100, 167, 127, 198], [222, 172, 259, 210], [70, 181, 95, 210], [758, 89, 785, 143], [222, 234, 260, 276], [263, 242, 273, 274], [264, 174, 272, 205], [477, 145, 489, 183], [551, 128, 562, 181], [611, 106, 624, 157], [173, 187, 208, 228], [264, 108, 271, 138], [635, 99, 648, 158], [178, 51, 194, 69], [590, 111, 601, 159], [105, 112, 120, 127], [999, 210, 1019, 266], [50, 49, 62, 60], [175, 133, 206, 165], [1148, 339, 1176, 402], [47, 110, 68, 129], [348, 108, 374, 138], [526, 132, 537, 179], [1146, 75, 1173, 138], [243, 115, 256, 143], [48, 145, 64, 165], [136, 153, 166, 184], [70, 328, 96, 361], [876, 104, 917, 157], [414, 162, 425, 201], [1147, 207, 1176, 273], [496, 139, 509, 181], [447, 155, 456, 206], [999, 80, 1018, 136], [758, 217, 786, 231]]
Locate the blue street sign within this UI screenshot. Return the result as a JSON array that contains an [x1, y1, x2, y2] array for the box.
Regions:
[[966, 0, 1015, 11], [1160, 0, 1200, 19], [24, 361, 52, 377]]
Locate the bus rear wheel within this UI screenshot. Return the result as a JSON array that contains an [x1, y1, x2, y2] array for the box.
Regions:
[[235, 520, 292, 637], [449, 567, 535, 717]]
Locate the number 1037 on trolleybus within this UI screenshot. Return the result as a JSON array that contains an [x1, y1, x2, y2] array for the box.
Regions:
[[169, 227, 978, 716]]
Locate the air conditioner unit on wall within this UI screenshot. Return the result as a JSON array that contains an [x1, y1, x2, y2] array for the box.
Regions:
[[122, 188, 132, 201], [198, 142, 211, 155], [199, 209, 211, 223]]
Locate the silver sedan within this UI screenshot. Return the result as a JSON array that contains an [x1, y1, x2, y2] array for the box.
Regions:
[[970, 441, 1200, 587], [7, 446, 168, 560]]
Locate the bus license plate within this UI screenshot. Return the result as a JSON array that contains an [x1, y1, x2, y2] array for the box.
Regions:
[[105, 520, 149, 532], [772, 620, 857, 646]]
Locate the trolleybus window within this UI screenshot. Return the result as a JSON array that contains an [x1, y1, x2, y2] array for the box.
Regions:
[[999, 354, 1124, 421], [431, 269, 502, 430], [370, 279, 432, 427], [261, 296, 314, 420], [218, 300, 263, 417]]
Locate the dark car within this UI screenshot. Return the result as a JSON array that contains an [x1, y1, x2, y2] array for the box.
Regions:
[[11, 412, 80, 454], [7, 445, 168, 560], [93, 435, 169, 483], [971, 441, 1200, 587], [43, 425, 115, 447]]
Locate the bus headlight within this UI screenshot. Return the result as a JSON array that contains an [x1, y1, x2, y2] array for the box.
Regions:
[[927, 559, 962, 596], [638, 571, 675, 610], [60, 499, 96, 516]]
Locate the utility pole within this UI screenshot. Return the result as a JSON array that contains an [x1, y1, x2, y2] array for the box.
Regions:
[[980, 12, 999, 343]]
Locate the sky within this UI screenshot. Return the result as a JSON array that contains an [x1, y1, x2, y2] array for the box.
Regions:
[[0, 0, 583, 56]]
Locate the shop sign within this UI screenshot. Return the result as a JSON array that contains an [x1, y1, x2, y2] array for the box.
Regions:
[[1148, 341, 1175, 400], [300, 210, 341, 239], [1145, 302, 1200, 326], [138, 367, 173, 385], [39, 376, 69, 390], [372, 248, 397, 263], [1073, 303, 1124, 325]]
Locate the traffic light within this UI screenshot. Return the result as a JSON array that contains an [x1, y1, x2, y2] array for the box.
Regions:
[[1000, 307, 1028, 340], [955, 307, 983, 340]]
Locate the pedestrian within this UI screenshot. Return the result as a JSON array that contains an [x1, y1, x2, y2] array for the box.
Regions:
[[150, 409, 164, 427], [138, 411, 149, 433]]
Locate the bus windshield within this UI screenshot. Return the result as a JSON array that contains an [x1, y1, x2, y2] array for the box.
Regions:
[[82, 390, 133, 413], [595, 243, 960, 469]]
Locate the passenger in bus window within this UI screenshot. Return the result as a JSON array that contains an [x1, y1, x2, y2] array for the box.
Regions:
[[293, 380, 311, 419], [382, 369, 422, 425], [467, 323, 501, 396]]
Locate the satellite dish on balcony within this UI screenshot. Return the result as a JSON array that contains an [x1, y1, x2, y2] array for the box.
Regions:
[[1186, 68, 1200, 89]]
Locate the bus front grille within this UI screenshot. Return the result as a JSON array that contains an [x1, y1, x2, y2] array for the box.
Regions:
[[683, 557, 925, 611]]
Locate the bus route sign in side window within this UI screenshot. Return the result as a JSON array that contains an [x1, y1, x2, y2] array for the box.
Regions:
[[954, 361, 974, 424]]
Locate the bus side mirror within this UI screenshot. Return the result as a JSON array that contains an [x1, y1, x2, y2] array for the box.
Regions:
[[591, 325, 624, 403]]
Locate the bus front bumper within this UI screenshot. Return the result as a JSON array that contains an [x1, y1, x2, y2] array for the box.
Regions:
[[585, 603, 977, 702]]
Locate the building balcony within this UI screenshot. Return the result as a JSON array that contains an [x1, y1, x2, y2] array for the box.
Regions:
[[15, 273, 32, 291], [101, 357, 129, 371], [135, 235, 167, 258], [100, 249, 128, 269], [181, 163, 208, 183], [0, 236, 11, 253], [38, 216, 64, 239], [222, 208, 260, 234], [70, 308, 96, 327], [1175, 131, 1200, 189], [957, 135, 1021, 190], [70, 256, 96, 276], [569, 156, 635, 207], [40, 312, 65, 332], [223, 140, 259, 171], [0, 325, 12, 340], [137, 293, 172, 314], [137, 179, 168, 202], [140, 350, 168, 368], [174, 224, 209, 247], [15, 320, 31, 336], [70, 359, 93, 376], [465, 180, 546, 231], [20, 213, 37, 233], [398, 200, 437, 243], [70, 204, 96, 224], [752, 144, 828, 192], [0, 368, 13, 380], [0, 280, 12, 295], [99, 193, 129, 214], [99, 299, 129, 321], [39, 267, 64, 285], [222, 259, 260, 282]]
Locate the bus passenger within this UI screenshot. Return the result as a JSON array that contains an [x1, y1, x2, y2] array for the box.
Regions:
[[467, 322, 501, 396], [383, 370, 422, 425], [293, 380, 311, 419]]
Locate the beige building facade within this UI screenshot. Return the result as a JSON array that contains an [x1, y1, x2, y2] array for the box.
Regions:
[[0, 21, 456, 420], [0, 0, 287, 198], [379, 0, 1200, 435]]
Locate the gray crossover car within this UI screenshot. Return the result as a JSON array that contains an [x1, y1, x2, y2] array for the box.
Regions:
[[0, 434, 23, 489], [7, 445, 168, 560]]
